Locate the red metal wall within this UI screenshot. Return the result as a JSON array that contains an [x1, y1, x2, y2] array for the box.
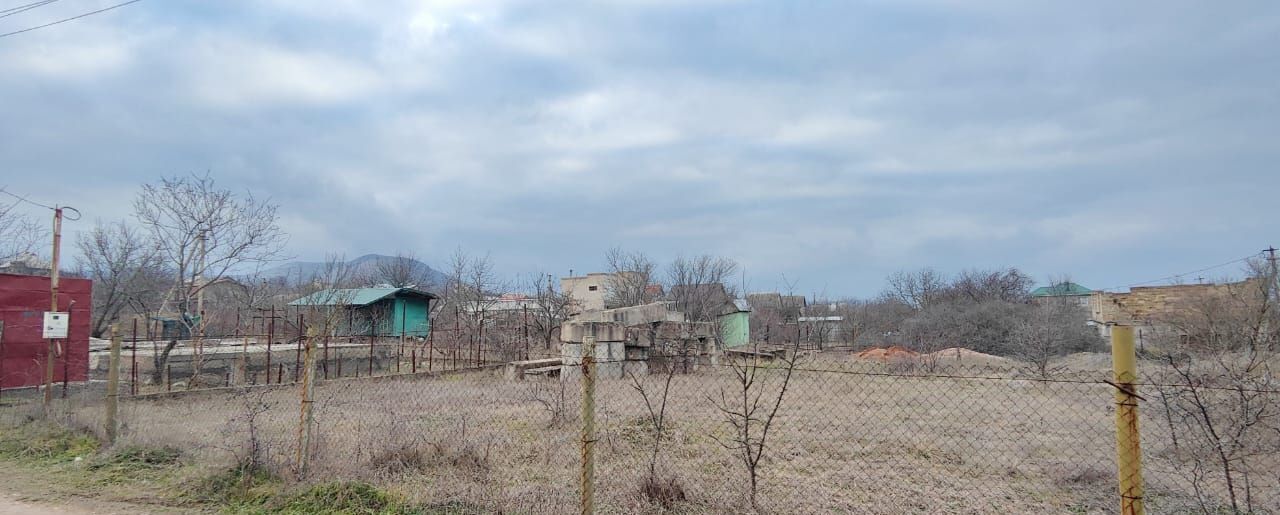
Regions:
[[0, 273, 92, 389]]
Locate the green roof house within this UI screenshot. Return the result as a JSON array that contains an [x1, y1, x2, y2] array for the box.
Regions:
[[1030, 282, 1093, 306], [289, 287, 437, 337]]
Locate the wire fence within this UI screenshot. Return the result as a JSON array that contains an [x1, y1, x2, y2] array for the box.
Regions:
[[47, 311, 557, 395], [1, 324, 1277, 513]]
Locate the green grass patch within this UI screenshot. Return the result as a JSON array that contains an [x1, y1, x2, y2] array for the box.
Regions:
[[265, 482, 420, 514], [0, 420, 98, 463], [184, 463, 283, 510], [87, 445, 183, 484]]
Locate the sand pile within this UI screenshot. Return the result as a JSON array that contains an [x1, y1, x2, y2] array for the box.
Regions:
[[854, 346, 919, 361], [927, 347, 1001, 360]]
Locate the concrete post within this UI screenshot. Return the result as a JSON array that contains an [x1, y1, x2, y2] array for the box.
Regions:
[[105, 324, 121, 445], [580, 335, 596, 515], [1112, 326, 1145, 515]]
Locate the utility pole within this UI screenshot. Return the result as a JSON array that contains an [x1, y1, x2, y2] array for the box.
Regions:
[[43, 206, 63, 410]]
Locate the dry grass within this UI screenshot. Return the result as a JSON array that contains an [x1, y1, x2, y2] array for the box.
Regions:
[[1, 352, 1275, 514]]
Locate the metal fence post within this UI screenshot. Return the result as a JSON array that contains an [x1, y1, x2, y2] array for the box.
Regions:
[[130, 318, 138, 396], [580, 335, 596, 515], [1111, 325, 1145, 515], [105, 324, 121, 445], [296, 328, 317, 476]]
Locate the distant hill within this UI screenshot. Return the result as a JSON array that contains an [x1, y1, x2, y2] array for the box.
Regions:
[[263, 254, 447, 289]]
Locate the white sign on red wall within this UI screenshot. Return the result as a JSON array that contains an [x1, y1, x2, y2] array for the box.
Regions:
[[42, 312, 68, 339]]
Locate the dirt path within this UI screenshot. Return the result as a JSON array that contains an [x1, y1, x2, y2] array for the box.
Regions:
[[0, 464, 185, 514], [0, 493, 97, 515]]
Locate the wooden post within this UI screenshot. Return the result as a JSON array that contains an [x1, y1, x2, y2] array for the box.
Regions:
[[398, 307, 406, 374], [0, 321, 6, 401], [266, 308, 275, 385], [105, 324, 121, 445], [44, 206, 63, 411], [1112, 326, 1145, 515], [580, 336, 597, 515], [295, 313, 303, 382], [296, 328, 318, 476]]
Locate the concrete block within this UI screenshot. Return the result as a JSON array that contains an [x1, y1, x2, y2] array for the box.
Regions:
[[560, 321, 627, 343]]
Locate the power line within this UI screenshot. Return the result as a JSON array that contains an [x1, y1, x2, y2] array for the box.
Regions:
[[0, 187, 80, 220], [1096, 252, 1263, 292], [0, 0, 142, 39], [0, 0, 57, 15]]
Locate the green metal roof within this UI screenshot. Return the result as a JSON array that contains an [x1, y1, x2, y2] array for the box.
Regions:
[[1030, 282, 1093, 297], [288, 287, 437, 307]]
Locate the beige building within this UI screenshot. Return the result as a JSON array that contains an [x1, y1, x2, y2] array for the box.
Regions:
[[1088, 281, 1248, 341], [560, 273, 613, 313], [560, 271, 654, 314]]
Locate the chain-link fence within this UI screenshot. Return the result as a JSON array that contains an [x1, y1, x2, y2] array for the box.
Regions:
[[1, 324, 1277, 513]]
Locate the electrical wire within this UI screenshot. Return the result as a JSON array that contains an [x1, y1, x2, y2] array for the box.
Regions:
[[1095, 252, 1263, 292], [0, 187, 80, 220], [0, 0, 59, 19], [0, 0, 57, 15], [0, 0, 142, 39]]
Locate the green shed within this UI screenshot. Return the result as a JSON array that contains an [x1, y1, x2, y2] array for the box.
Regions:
[[288, 287, 436, 337], [718, 299, 752, 348]]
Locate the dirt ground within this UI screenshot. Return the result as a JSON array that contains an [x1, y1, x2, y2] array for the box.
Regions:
[[6, 350, 1276, 513], [0, 465, 183, 514]]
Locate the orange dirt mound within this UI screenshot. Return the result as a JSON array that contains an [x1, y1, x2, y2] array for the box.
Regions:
[[854, 346, 920, 361]]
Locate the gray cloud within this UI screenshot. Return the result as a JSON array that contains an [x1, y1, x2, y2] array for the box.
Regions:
[[0, 0, 1276, 296]]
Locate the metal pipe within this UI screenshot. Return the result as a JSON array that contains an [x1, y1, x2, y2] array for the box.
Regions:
[[267, 307, 275, 384], [130, 318, 138, 395], [1112, 326, 1145, 515], [104, 325, 121, 444]]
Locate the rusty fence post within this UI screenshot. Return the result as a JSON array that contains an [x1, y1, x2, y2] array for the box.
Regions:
[[130, 318, 138, 396], [1111, 325, 1145, 515], [105, 324, 121, 445], [580, 336, 597, 515], [267, 309, 275, 385]]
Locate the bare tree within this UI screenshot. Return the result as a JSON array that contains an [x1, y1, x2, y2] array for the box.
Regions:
[[666, 254, 739, 323], [445, 248, 508, 363], [134, 173, 288, 383], [1148, 260, 1280, 513], [526, 272, 573, 352], [710, 338, 803, 511], [603, 247, 658, 308], [367, 251, 436, 289], [883, 268, 946, 310], [1008, 301, 1102, 377], [75, 220, 167, 337], [295, 255, 359, 337], [628, 351, 687, 507], [947, 268, 1033, 304], [0, 189, 45, 263]]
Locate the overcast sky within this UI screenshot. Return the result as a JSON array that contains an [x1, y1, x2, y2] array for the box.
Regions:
[[1, 0, 1276, 297]]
